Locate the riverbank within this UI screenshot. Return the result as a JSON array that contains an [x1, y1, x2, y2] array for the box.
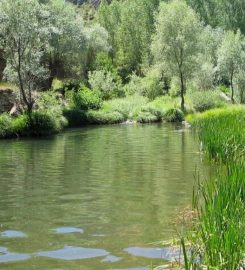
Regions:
[[0, 89, 229, 139], [183, 106, 245, 269]]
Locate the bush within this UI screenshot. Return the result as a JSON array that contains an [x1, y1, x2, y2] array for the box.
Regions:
[[102, 94, 148, 119], [141, 105, 164, 120], [63, 109, 87, 127], [137, 112, 158, 123], [73, 87, 102, 111], [0, 113, 13, 138], [164, 108, 184, 122], [37, 91, 67, 130], [12, 114, 30, 136], [190, 90, 226, 112], [28, 112, 60, 136], [87, 110, 125, 124], [88, 70, 123, 100]]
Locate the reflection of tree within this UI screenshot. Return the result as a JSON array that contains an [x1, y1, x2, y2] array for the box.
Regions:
[[0, 124, 207, 253]]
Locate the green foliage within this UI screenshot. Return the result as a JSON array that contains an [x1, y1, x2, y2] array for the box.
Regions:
[[0, 111, 65, 139], [164, 108, 184, 122], [151, 0, 202, 110], [73, 86, 102, 110], [97, 0, 159, 77], [137, 112, 158, 123], [188, 106, 245, 161], [12, 114, 30, 136], [29, 112, 61, 136], [88, 69, 123, 99], [87, 110, 125, 124], [37, 91, 68, 130], [0, 113, 13, 138], [102, 94, 148, 119], [187, 0, 245, 34], [63, 108, 87, 127], [0, 0, 49, 112], [186, 106, 245, 269], [190, 90, 226, 112], [217, 30, 245, 102]]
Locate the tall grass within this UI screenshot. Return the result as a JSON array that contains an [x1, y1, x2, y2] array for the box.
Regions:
[[186, 106, 245, 269]]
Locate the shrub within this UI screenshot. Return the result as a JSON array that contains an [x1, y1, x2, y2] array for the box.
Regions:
[[137, 112, 158, 123], [63, 109, 87, 127], [13, 112, 64, 137], [12, 114, 30, 136], [51, 78, 64, 92], [140, 69, 165, 100], [29, 112, 60, 136], [102, 94, 148, 119], [37, 91, 67, 130], [191, 90, 226, 112], [164, 108, 184, 122], [73, 87, 102, 111], [0, 113, 13, 138], [87, 110, 125, 124], [141, 105, 164, 120], [88, 70, 123, 99]]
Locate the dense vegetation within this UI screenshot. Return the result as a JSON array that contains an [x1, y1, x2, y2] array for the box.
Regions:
[[182, 107, 245, 269], [0, 0, 245, 269], [0, 0, 245, 138]]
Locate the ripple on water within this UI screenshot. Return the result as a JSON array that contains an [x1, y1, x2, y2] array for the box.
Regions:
[[0, 247, 31, 263], [0, 230, 27, 238], [124, 246, 181, 261], [36, 246, 109, 260], [53, 227, 84, 234]]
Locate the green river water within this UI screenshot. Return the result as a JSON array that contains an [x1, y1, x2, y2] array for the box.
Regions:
[[0, 124, 210, 270]]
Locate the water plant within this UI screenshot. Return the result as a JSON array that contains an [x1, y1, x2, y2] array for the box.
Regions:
[[185, 106, 245, 269]]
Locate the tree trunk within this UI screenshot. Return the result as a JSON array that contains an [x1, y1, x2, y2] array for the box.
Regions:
[[180, 72, 185, 111], [17, 44, 33, 114], [230, 74, 235, 104]]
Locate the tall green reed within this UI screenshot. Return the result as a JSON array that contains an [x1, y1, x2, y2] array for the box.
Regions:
[[185, 106, 245, 269]]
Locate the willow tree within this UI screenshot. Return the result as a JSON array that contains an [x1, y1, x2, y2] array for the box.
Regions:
[[0, 0, 49, 113], [217, 30, 245, 103], [151, 0, 202, 110]]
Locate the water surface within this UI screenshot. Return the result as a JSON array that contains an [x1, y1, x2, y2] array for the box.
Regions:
[[0, 124, 209, 269]]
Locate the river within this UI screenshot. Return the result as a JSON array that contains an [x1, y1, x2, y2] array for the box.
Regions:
[[0, 123, 210, 270]]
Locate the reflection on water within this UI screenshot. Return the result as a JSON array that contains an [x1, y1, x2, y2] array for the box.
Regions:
[[124, 246, 181, 261], [36, 246, 109, 260], [0, 124, 210, 269], [54, 227, 84, 234], [0, 247, 30, 263], [0, 231, 27, 238]]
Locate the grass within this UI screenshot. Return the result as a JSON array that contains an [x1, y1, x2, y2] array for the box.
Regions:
[[187, 106, 245, 162], [184, 105, 245, 270], [87, 94, 185, 124]]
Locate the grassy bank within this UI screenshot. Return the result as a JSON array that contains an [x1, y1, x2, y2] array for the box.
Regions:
[[184, 106, 245, 269]]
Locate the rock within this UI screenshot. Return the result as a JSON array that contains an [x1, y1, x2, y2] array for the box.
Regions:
[[219, 92, 231, 102], [0, 88, 17, 114], [182, 121, 191, 128]]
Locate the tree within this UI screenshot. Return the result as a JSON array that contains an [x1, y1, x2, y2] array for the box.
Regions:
[[217, 30, 245, 103], [98, 0, 159, 79], [187, 0, 245, 34], [45, 0, 87, 80], [0, 0, 49, 113], [151, 0, 202, 110]]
